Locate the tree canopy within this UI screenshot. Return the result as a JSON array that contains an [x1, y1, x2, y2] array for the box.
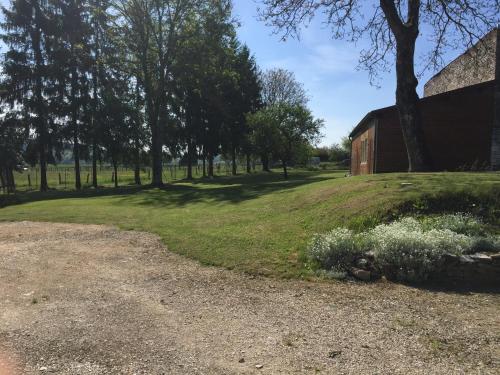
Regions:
[[0, 0, 324, 190]]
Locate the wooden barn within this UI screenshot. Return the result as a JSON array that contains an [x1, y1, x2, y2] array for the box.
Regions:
[[350, 28, 500, 175]]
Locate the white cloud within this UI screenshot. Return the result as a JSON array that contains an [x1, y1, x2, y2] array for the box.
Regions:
[[263, 43, 359, 78], [306, 44, 359, 74]]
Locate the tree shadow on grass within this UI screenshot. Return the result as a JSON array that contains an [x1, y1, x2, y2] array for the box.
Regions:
[[0, 171, 339, 209], [115, 171, 336, 207]]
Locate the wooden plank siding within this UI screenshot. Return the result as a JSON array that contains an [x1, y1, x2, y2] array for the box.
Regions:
[[351, 121, 375, 175], [350, 80, 496, 175]]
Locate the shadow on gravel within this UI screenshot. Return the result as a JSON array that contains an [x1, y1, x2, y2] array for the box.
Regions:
[[399, 280, 500, 295]]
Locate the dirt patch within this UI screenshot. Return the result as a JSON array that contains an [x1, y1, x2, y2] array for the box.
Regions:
[[0, 221, 499, 374]]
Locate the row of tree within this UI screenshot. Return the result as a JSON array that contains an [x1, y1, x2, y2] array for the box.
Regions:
[[259, 0, 497, 173], [313, 139, 351, 164], [0, 0, 324, 192]]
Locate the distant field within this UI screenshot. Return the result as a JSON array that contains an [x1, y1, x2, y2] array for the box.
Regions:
[[8, 163, 259, 191], [1, 170, 499, 277]]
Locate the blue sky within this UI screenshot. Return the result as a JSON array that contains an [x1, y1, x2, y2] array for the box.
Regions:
[[0, 0, 468, 146], [233, 1, 457, 146]]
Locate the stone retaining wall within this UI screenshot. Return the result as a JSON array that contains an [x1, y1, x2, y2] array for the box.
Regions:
[[433, 253, 500, 287]]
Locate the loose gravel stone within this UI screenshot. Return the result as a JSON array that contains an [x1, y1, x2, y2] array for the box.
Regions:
[[0, 221, 499, 374]]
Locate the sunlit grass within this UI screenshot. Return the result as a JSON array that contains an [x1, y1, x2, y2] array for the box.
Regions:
[[1, 170, 499, 277]]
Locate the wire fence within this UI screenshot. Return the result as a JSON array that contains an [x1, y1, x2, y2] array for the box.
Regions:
[[1, 162, 263, 194]]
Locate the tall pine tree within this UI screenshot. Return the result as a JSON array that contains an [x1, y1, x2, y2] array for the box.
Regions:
[[1, 0, 55, 191]]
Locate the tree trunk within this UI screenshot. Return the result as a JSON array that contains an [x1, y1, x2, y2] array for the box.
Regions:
[[0, 168, 14, 194], [0, 169, 5, 193], [282, 161, 288, 180], [9, 168, 15, 193], [144, 60, 164, 187], [208, 153, 214, 178], [32, 3, 48, 192], [73, 136, 81, 190], [202, 155, 206, 177], [92, 144, 98, 188], [380, 0, 432, 172], [91, 18, 100, 190], [395, 37, 432, 172], [151, 119, 163, 187], [39, 142, 48, 192], [231, 147, 237, 175], [134, 163, 141, 185], [246, 153, 251, 173], [113, 161, 118, 188], [70, 59, 81, 190], [261, 153, 270, 172], [187, 142, 193, 180]]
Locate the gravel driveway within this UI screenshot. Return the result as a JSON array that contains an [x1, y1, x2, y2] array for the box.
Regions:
[[0, 221, 499, 374]]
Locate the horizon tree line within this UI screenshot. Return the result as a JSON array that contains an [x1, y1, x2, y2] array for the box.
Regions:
[[0, 0, 324, 192]]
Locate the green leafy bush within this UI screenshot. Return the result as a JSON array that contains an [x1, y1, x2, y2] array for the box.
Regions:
[[308, 214, 500, 283]]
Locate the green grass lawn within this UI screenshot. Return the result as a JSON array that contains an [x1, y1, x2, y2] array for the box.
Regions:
[[1, 170, 499, 278]]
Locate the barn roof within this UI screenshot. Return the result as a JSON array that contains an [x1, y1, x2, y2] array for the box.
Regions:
[[423, 27, 499, 92], [349, 105, 394, 139], [349, 79, 497, 139]]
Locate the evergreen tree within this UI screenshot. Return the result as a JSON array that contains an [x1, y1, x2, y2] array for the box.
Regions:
[[50, 0, 92, 190], [87, 0, 115, 188], [1, 0, 57, 191], [0, 104, 26, 193]]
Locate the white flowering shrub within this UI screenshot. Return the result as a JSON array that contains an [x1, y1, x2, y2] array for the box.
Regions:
[[308, 228, 362, 270], [421, 213, 485, 236], [307, 214, 500, 283], [370, 227, 470, 282]]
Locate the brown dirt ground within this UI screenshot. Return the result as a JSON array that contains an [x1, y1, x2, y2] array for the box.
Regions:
[[0, 221, 499, 374]]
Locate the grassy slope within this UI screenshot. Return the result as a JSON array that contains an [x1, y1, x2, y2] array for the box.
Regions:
[[1, 170, 499, 278]]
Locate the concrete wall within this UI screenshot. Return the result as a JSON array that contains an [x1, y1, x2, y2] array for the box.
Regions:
[[424, 29, 499, 97]]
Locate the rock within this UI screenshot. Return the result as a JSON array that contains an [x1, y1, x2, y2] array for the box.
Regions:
[[370, 268, 382, 280], [459, 255, 475, 264], [39, 367, 48, 371], [470, 253, 492, 263], [328, 350, 342, 358], [364, 251, 375, 261], [238, 358, 245, 363], [350, 268, 371, 281], [255, 364, 263, 369], [490, 253, 500, 264], [355, 258, 369, 269], [442, 253, 459, 265]]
